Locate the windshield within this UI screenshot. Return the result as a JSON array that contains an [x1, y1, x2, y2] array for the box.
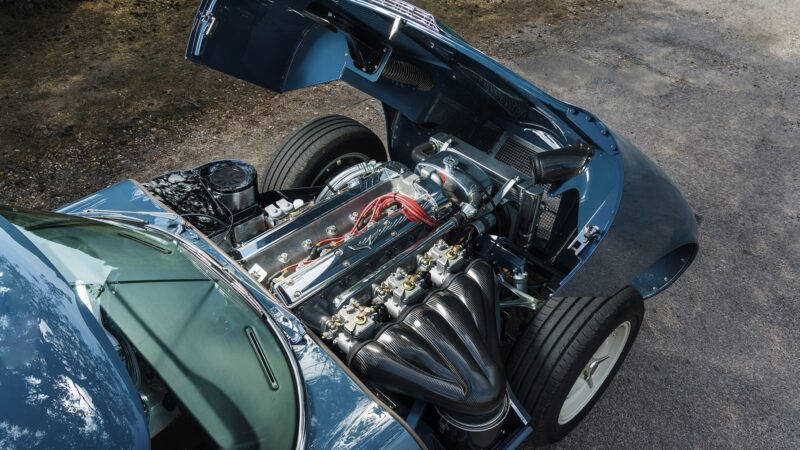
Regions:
[[0, 207, 300, 450]]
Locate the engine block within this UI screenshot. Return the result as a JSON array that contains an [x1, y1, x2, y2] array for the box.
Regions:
[[237, 162, 450, 307], [143, 136, 541, 447]]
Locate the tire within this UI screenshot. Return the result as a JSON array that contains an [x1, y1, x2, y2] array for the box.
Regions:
[[261, 115, 387, 191], [506, 288, 644, 445]]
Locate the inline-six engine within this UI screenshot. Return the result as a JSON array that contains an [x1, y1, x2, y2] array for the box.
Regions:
[[231, 155, 510, 442], [143, 135, 593, 446]]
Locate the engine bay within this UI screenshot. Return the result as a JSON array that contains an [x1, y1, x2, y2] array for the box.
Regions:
[[142, 132, 593, 447]]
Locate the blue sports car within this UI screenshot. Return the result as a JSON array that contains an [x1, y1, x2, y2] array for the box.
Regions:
[[0, 0, 697, 448]]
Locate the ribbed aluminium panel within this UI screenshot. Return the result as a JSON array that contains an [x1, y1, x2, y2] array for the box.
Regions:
[[491, 135, 562, 250], [494, 136, 537, 176]]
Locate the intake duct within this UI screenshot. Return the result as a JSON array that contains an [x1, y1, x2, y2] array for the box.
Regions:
[[530, 142, 595, 184], [348, 260, 508, 447]]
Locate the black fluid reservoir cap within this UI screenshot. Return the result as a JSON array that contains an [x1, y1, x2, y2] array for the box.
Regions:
[[206, 161, 256, 193]]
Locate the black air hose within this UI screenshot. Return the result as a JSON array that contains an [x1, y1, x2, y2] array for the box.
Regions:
[[530, 143, 595, 184], [380, 59, 434, 91], [411, 141, 437, 163]]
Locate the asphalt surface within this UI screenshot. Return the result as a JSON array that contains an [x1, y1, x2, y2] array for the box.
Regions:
[[2, 0, 798, 448], [504, 0, 800, 448]]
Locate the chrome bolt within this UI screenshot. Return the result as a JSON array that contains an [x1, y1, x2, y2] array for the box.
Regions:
[[302, 239, 313, 251], [279, 252, 289, 263], [335, 249, 344, 257], [443, 155, 458, 171], [326, 225, 337, 236]]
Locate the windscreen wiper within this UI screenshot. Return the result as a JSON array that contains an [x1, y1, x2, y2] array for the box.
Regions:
[[83, 212, 150, 226], [82, 209, 182, 221]]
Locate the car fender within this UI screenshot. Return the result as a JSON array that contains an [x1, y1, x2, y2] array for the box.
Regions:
[[555, 133, 699, 298]]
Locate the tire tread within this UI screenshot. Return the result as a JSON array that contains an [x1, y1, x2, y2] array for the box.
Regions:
[[262, 115, 386, 191], [506, 288, 644, 445]]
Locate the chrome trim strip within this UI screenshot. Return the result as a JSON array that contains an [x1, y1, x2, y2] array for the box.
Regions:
[[506, 383, 531, 426]]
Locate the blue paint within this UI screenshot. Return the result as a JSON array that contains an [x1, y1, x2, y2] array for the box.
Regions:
[[406, 399, 426, 430], [0, 214, 149, 449], [555, 133, 699, 297]]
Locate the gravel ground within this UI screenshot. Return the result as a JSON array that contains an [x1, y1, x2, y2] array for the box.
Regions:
[[1, 0, 798, 448]]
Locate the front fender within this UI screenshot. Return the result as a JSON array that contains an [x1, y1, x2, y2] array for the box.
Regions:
[[556, 133, 699, 298]]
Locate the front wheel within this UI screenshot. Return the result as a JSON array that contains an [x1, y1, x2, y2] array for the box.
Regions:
[[261, 115, 387, 191], [506, 288, 644, 445]]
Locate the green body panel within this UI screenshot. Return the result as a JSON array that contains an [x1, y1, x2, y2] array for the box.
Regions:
[[104, 279, 297, 449], [2, 208, 299, 449]]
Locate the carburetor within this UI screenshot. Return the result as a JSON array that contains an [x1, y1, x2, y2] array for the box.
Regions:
[[324, 239, 469, 353], [419, 239, 468, 285]]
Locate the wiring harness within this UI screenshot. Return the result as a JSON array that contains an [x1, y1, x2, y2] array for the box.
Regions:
[[278, 193, 436, 275]]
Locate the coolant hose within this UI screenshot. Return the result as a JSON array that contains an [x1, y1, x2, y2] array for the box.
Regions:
[[530, 143, 595, 184]]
